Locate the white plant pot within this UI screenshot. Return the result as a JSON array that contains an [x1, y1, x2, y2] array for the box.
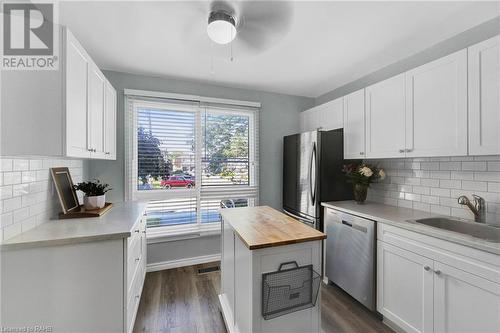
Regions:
[[83, 194, 106, 210]]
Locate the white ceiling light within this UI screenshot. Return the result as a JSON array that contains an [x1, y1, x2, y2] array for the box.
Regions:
[[207, 11, 237, 45]]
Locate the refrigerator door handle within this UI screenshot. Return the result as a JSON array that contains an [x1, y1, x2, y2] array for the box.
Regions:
[[309, 142, 317, 206], [283, 208, 316, 226]]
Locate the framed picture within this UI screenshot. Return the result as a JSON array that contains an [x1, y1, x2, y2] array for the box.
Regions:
[[50, 167, 80, 214]]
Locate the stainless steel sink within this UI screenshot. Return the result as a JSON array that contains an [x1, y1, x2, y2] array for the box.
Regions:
[[408, 217, 500, 243]]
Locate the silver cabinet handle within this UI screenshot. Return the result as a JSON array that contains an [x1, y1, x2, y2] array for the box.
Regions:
[[105, 152, 110, 155], [134, 229, 140, 233], [87, 148, 93, 152], [399, 149, 405, 153], [135, 257, 140, 262], [405, 148, 413, 152], [424, 266, 431, 271], [435, 270, 442, 275], [359, 152, 364, 155], [135, 295, 140, 299]]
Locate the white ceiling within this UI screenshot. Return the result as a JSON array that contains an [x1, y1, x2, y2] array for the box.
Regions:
[[59, 1, 500, 97]]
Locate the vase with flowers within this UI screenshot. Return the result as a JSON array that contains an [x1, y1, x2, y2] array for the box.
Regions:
[[342, 163, 386, 204]]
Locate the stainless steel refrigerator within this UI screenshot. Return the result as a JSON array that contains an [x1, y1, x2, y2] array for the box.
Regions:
[[282, 129, 355, 230]]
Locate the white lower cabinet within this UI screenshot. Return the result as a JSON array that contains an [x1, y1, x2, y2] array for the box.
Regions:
[[433, 262, 500, 333], [377, 224, 500, 333], [1, 214, 147, 333], [377, 242, 434, 333]]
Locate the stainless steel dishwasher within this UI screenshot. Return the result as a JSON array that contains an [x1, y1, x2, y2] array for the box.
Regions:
[[324, 208, 376, 311]]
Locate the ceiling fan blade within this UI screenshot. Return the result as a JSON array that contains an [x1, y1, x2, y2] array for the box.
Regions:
[[235, 0, 294, 53]]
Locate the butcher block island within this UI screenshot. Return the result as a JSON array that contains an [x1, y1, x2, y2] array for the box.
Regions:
[[219, 206, 326, 333]]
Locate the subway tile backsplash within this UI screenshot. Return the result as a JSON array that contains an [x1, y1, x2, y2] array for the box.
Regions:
[[0, 157, 86, 242], [366, 156, 500, 225]]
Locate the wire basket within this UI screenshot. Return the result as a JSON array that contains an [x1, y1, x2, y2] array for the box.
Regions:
[[262, 261, 321, 320]]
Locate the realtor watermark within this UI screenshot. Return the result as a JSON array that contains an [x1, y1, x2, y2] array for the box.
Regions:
[[0, 326, 53, 332], [1, 1, 59, 70]]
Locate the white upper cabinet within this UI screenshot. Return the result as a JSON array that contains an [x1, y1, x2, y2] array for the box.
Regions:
[[300, 97, 343, 133], [405, 50, 468, 157], [1, 27, 116, 160], [468, 36, 500, 156], [66, 30, 91, 159], [300, 108, 320, 132], [343, 89, 365, 159], [104, 81, 117, 159], [321, 97, 343, 131], [88, 64, 107, 159], [365, 74, 406, 158]]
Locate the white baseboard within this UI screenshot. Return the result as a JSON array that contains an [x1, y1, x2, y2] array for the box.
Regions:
[[146, 253, 221, 272]]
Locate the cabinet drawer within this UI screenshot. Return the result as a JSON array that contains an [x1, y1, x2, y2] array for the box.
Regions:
[[127, 232, 142, 290], [126, 262, 144, 333], [378, 223, 500, 283]]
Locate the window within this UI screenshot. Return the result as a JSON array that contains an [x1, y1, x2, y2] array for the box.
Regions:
[[125, 93, 259, 234]]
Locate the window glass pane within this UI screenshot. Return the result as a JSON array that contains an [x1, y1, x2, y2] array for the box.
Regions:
[[202, 112, 250, 186], [137, 107, 195, 191], [201, 198, 251, 224], [146, 198, 197, 227]]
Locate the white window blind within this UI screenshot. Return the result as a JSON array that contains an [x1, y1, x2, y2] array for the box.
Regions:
[[125, 92, 259, 233]]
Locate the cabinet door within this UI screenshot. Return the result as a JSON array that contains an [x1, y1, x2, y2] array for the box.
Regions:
[[343, 89, 365, 159], [405, 50, 467, 157], [377, 242, 434, 333], [434, 262, 500, 333], [65, 31, 91, 158], [104, 81, 117, 160], [468, 36, 500, 156], [300, 108, 319, 132], [88, 64, 106, 159], [320, 98, 343, 131], [366, 74, 406, 158]]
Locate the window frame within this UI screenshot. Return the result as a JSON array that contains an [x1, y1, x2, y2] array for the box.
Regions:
[[125, 94, 259, 237]]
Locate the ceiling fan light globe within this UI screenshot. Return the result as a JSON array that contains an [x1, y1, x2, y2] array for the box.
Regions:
[[207, 12, 237, 45]]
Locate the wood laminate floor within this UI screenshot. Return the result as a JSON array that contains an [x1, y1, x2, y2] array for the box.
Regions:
[[133, 263, 394, 333]]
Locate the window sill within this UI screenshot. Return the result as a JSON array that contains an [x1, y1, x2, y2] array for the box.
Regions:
[[146, 223, 221, 244]]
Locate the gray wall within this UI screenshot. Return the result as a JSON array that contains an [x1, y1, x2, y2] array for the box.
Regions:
[[89, 70, 314, 209], [147, 235, 221, 265], [316, 16, 500, 105]]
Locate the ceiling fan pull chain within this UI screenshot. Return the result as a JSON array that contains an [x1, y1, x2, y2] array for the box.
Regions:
[[230, 41, 234, 62], [210, 40, 215, 74]]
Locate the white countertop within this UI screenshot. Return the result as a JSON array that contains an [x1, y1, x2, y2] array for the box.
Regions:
[[2, 201, 148, 250], [321, 201, 500, 255]]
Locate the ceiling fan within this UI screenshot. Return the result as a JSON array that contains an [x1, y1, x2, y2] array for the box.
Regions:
[[185, 0, 293, 57]]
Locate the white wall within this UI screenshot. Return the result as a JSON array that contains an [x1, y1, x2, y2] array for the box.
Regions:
[[0, 157, 88, 242], [147, 235, 220, 267], [367, 156, 500, 225]]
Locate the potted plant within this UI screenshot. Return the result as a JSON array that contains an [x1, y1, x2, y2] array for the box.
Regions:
[[342, 163, 385, 204], [73, 180, 112, 210]]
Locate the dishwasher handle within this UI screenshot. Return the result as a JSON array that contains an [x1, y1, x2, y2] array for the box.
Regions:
[[342, 220, 353, 227]]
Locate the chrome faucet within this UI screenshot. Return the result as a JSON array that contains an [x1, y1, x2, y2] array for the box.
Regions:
[[457, 195, 486, 223]]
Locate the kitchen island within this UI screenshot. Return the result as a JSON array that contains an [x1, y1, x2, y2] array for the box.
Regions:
[[219, 206, 326, 333]]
